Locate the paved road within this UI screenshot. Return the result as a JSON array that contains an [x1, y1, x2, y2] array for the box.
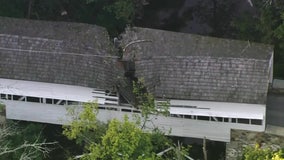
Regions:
[[266, 93, 284, 127]]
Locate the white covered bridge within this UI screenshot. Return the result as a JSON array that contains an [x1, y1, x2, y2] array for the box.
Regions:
[[0, 78, 266, 142], [0, 17, 273, 142]]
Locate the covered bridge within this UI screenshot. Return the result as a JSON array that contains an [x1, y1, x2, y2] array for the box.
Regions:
[[119, 27, 274, 140], [0, 17, 274, 142]]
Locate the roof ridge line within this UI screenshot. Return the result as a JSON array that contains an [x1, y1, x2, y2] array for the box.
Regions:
[[0, 46, 119, 58]]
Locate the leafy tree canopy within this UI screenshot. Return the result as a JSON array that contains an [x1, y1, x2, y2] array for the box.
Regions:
[[85, 116, 156, 160], [242, 144, 284, 160], [231, 0, 284, 78], [0, 0, 141, 36], [62, 100, 191, 160]]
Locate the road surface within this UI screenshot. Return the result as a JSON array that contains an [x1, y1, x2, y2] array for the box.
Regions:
[[266, 93, 284, 127]]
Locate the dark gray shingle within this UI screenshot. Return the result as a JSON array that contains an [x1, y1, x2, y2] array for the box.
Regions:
[[0, 17, 118, 90], [121, 27, 273, 104]]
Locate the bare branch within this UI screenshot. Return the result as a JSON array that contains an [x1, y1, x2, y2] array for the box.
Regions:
[[0, 140, 57, 156], [122, 39, 152, 52], [0, 123, 57, 159]]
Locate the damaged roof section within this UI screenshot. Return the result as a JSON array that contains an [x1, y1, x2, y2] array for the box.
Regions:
[[0, 17, 274, 104], [0, 17, 119, 90], [120, 27, 274, 104]]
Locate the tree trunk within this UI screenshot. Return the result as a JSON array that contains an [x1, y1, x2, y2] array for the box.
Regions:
[[27, 0, 33, 19], [203, 137, 208, 160]]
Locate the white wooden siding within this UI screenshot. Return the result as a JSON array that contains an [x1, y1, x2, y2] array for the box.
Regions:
[[0, 78, 266, 142], [3, 100, 265, 142], [0, 78, 118, 105]]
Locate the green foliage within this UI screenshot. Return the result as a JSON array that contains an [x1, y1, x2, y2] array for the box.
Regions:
[[274, 11, 284, 78], [150, 129, 172, 153], [81, 0, 136, 36], [242, 144, 284, 160], [231, 1, 284, 78], [274, 11, 284, 50], [0, 103, 4, 113], [63, 102, 164, 160], [104, 0, 135, 24], [157, 142, 191, 160], [63, 102, 107, 146], [86, 0, 135, 23], [273, 150, 284, 160], [0, 0, 138, 36], [133, 79, 170, 129], [85, 116, 156, 160], [0, 0, 27, 18], [133, 79, 170, 119], [62, 77, 189, 159], [62, 101, 191, 160], [231, 1, 282, 43], [171, 143, 191, 160]]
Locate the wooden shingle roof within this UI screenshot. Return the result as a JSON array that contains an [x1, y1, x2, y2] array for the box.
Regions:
[[0, 17, 273, 104], [121, 27, 273, 104], [0, 16, 113, 55], [0, 17, 118, 90]]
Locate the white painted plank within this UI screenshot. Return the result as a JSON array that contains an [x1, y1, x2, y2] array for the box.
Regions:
[[169, 100, 265, 119], [92, 93, 118, 100], [3, 100, 265, 142], [0, 78, 118, 104]]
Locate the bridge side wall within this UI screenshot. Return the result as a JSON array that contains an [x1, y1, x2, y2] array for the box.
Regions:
[[3, 100, 265, 142]]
